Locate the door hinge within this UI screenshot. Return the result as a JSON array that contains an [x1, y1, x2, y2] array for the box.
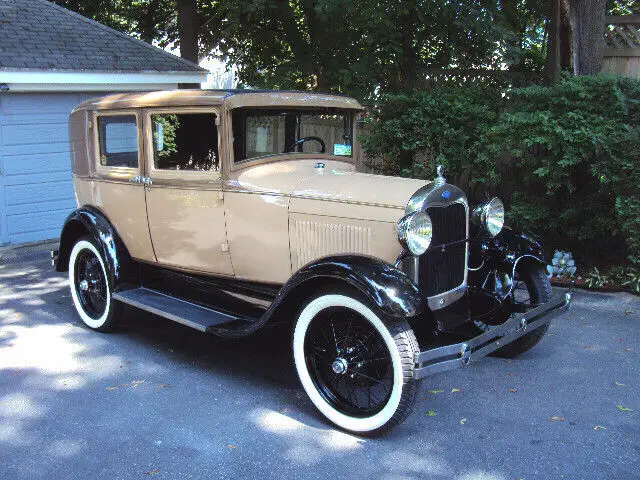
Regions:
[[218, 191, 224, 200], [221, 243, 229, 252], [215, 117, 221, 126]]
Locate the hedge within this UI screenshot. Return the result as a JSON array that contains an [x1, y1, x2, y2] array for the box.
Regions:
[[360, 75, 640, 267]]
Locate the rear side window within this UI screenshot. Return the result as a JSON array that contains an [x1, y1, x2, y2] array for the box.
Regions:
[[151, 113, 219, 171], [97, 115, 138, 168]]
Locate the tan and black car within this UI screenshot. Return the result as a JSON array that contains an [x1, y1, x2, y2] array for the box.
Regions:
[[53, 89, 570, 435]]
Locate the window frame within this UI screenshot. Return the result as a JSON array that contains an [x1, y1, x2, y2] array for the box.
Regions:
[[93, 110, 143, 181], [142, 107, 223, 189], [228, 107, 357, 171]]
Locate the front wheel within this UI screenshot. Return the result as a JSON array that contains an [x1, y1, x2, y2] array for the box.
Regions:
[[293, 293, 420, 435]]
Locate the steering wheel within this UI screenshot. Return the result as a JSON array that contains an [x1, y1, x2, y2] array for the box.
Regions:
[[287, 136, 326, 153]]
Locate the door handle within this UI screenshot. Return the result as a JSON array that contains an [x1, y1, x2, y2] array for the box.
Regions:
[[129, 175, 142, 184]]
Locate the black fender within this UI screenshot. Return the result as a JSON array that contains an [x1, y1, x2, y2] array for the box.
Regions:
[[278, 255, 426, 318], [55, 207, 137, 288], [469, 226, 546, 273], [211, 255, 427, 338]]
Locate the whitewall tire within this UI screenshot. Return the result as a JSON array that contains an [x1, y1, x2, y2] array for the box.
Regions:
[[68, 237, 119, 331], [293, 293, 420, 435]]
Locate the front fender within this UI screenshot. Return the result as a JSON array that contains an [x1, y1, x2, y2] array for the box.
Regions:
[[278, 255, 427, 318], [210, 254, 427, 339], [470, 226, 546, 272]]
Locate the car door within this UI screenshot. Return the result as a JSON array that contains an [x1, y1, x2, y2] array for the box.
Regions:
[[142, 107, 234, 276], [91, 110, 155, 262]]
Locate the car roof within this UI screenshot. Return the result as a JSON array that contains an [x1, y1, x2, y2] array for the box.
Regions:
[[74, 89, 364, 112]]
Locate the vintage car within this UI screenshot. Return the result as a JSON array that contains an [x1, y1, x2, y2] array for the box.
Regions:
[[53, 89, 570, 435]]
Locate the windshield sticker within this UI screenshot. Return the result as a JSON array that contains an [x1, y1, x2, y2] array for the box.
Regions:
[[333, 144, 352, 156]]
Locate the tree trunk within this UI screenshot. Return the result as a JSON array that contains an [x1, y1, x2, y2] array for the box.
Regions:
[[544, 0, 561, 84], [177, 0, 199, 64], [139, 0, 160, 43], [568, 0, 606, 75], [398, 0, 418, 90], [559, 0, 572, 70]]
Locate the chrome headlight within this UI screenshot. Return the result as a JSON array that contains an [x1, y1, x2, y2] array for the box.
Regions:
[[472, 197, 504, 237], [397, 211, 432, 255]]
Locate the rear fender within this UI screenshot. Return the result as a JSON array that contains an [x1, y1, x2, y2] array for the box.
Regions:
[[56, 207, 136, 288]]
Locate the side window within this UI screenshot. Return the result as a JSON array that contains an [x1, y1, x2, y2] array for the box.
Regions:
[[151, 113, 219, 171], [97, 115, 138, 168]]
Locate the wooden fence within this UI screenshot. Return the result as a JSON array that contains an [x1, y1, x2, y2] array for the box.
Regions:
[[602, 15, 640, 78]]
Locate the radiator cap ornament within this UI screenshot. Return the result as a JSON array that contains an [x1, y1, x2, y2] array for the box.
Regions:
[[435, 164, 446, 187]]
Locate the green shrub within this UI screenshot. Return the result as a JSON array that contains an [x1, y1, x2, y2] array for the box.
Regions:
[[361, 75, 640, 267]]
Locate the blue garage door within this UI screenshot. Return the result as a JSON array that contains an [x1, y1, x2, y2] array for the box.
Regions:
[[0, 92, 100, 245]]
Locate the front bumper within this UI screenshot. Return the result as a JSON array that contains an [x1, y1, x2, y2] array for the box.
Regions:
[[413, 290, 572, 379]]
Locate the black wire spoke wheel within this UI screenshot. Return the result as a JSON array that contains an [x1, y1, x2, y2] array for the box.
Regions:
[[304, 307, 394, 417], [73, 248, 108, 320]]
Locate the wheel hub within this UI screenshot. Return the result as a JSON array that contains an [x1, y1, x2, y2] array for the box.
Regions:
[[331, 357, 348, 375], [79, 279, 89, 291]]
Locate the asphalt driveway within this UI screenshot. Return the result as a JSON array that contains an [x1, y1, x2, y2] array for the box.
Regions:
[[0, 243, 638, 480]]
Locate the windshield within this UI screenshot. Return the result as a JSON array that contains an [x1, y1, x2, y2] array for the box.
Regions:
[[232, 108, 354, 163]]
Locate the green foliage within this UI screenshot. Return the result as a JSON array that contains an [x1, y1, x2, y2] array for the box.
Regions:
[[212, 0, 519, 100], [362, 75, 640, 267], [360, 84, 503, 187], [584, 266, 640, 293]]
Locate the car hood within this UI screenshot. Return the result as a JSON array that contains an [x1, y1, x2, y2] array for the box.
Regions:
[[291, 169, 429, 209], [229, 158, 431, 213]]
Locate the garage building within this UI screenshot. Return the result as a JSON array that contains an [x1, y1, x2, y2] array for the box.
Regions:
[[0, 0, 207, 245]]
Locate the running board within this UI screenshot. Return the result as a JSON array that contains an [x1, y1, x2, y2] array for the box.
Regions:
[[112, 287, 241, 332]]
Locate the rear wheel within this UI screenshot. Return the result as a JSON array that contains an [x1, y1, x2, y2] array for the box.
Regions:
[[473, 263, 551, 358], [293, 293, 419, 435], [68, 237, 120, 331]]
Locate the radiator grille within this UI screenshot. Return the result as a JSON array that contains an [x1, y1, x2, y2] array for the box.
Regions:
[[292, 220, 371, 270], [419, 203, 467, 297]]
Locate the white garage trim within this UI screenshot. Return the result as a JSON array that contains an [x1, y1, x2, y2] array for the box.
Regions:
[[1, 70, 209, 92]]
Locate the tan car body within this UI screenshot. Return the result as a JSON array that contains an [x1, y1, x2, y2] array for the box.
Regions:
[[69, 90, 430, 285]]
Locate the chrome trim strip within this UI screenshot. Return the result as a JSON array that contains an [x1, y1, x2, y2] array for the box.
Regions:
[[427, 283, 468, 310]]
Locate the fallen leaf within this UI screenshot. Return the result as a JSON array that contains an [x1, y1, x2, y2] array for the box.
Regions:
[[425, 410, 437, 417], [508, 388, 517, 393], [614, 338, 623, 343], [623, 348, 632, 352], [106, 387, 118, 391], [549, 416, 565, 422], [451, 388, 461, 393], [428, 389, 444, 394], [583, 345, 595, 349], [614, 382, 626, 387], [459, 417, 467, 425], [616, 405, 633, 412], [593, 425, 606, 431], [624, 310, 635, 316], [157, 384, 170, 389], [508, 372, 518, 377], [145, 470, 160, 475], [227, 444, 236, 449]]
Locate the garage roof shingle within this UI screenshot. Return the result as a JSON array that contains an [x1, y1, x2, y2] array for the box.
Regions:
[[0, 0, 206, 73]]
